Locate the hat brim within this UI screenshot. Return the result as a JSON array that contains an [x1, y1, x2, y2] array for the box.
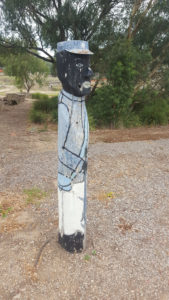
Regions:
[[66, 49, 94, 55]]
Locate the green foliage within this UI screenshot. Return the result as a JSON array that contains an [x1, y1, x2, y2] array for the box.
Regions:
[[23, 187, 47, 204], [50, 63, 57, 76], [1, 0, 169, 98], [33, 96, 57, 113], [3, 53, 49, 93], [123, 113, 141, 128], [84, 254, 91, 261], [88, 40, 145, 128], [84, 249, 97, 261], [32, 93, 48, 100], [130, 87, 169, 126], [89, 79, 169, 128], [29, 110, 47, 124], [88, 38, 169, 128], [51, 110, 58, 123], [88, 84, 133, 128], [132, 88, 159, 111], [139, 99, 169, 126], [1, 0, 119, 56], [87, 85, 115, 127], [1, 1, 169, 130], [156, 68, 169, 95], [30, 93, 58, 124], [0, 205, 12, 218], [87, 111, 96, 131]]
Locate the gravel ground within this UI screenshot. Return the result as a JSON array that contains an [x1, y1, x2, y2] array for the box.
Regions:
[[0, 102, 169, 300]]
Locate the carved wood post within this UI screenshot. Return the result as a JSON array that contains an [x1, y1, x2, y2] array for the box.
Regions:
[[56, 40, 93, 252]]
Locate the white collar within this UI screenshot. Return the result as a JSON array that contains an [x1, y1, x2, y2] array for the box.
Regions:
[[61, 90, 85, 102]]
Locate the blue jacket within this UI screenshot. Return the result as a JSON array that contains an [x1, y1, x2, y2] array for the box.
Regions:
[[58, 90, 89, 191]]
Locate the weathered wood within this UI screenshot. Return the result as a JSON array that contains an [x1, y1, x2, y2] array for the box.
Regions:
[[56, 40, 93, 252]]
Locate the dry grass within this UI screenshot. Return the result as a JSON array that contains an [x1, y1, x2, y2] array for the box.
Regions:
[[0, 192, 26, 214], [118, 217, 134, 234], [24, 264, 38, 282], [97, 191, 117, 207], [0, 192, 27, 232], [1, 84, 169, 299]]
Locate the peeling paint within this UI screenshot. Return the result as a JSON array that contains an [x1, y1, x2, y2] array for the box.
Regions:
[[56, 40, 93, 252]]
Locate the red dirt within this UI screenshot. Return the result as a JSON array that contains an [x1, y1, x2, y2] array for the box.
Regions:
[[90, 126, 169, 144]]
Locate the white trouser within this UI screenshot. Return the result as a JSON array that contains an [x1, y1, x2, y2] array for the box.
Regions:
[[58, 182, 85, 236]]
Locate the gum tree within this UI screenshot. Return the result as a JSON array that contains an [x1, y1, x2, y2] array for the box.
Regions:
[[3, 53, 49, 93], [0, 0, 120, 63]]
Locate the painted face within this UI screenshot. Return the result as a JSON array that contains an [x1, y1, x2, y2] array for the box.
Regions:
[[56, 51, 93, 97]]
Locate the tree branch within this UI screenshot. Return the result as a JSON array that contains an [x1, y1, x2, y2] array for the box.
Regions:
[[57, 0, 62, 9], [152, 41, 169, 65], [29, 4, 49, 20], [0, 37, 55, 64], [27, 8, 44, 26], [27, 50, 54, 63], [134, 43, 169, 93], [86, 0, 117, 40], [127, 0, 142, 39], [130, 0, 157, 39], [149, 42, 169, 78], [52, 0, 58, 12], [30, 47, 55, 62]]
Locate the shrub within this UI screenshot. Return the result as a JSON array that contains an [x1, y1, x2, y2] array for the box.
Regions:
[[30, 94, 58, 124], [51, 109, 58, 123], [87, 111, 96, 130], [139, 99, 169, 125], [31, 93, 49, 100], [87, 86, 114, 127], [123, 113, 141, 128], [87, 84, 133, 128], [87, 41, 140, 128], [29, 110, 47, 124], [33, 98, 50, 113], [131, 88, 160, 113], [50, 95, 58, 105], [32, 97, 57, 113]]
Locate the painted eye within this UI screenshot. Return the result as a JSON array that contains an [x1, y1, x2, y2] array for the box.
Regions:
[[76, 63, 83, 68]]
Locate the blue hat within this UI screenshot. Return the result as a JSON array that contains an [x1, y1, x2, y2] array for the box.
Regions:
[[57, 40, 93, 55]]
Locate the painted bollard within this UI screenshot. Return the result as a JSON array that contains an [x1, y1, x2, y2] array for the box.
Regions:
[[56, 40, 93, 252]]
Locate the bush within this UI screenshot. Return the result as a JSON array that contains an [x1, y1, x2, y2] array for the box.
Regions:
[[87, 84, 133, 128], [123, 113, 141, 128], [31, 93, 49, 100], [139, 99, 169, 125], [30, 94, 58, 124], [32, 97, 57, 113], [51, 109, 58, 123], [131, 88, 160, 113], [87, 86, 113, 127], [132, 88, 169, 125], [29, 110, 47, 124], [87, 41, 141, 128], [87, 111, 96, 130]]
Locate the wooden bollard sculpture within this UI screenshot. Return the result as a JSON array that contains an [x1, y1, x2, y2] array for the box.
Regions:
[[56, 40, 93, 252]]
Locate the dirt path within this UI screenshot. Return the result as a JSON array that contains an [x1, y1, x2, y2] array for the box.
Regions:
[[0, 101, 169, 300]]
